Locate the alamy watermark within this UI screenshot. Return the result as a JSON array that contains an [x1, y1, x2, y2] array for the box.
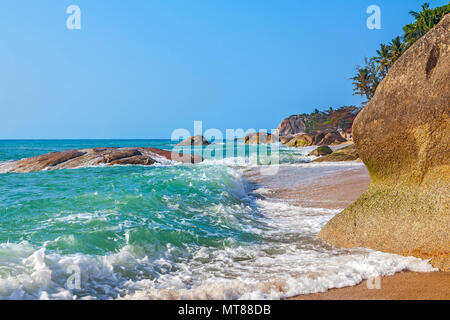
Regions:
[[66, 5, 81, 30], [367, 276, 381, 290], [63, 5, 382, 32], [171, 121, 281, 176], [367, 5, 381, 30], [66, 265, 81, 290]]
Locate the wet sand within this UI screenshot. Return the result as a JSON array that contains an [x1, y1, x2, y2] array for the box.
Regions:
[[291, 272, 450, 300], [244, 163, 449, 300], [244, 162, 370, 210]]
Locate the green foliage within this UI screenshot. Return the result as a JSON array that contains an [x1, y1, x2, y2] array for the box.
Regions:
[[388, 36, 407, 64], [303, 106, 360, 133], [404, 3, 450, 47], [374, 43, 391, 78], [351, 57, 381, 105], [351, 3, 449, 106]]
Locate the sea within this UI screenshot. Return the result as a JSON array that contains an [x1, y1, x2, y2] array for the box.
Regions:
[[0, 140, 435, 300]]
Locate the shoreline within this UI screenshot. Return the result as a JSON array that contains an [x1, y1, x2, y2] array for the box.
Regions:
[[244, 161, 370, 210], [244, 161, 449, 300], [289, 271, 449, 300]]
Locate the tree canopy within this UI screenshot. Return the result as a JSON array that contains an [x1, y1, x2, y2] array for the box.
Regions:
[[351, 3, 449, 105]]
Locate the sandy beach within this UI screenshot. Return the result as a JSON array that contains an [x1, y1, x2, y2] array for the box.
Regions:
[[245, 162, 449, 300], [291, 271, 450, 300]]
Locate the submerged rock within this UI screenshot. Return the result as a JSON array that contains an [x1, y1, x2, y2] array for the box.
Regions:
[[319, 15, 450, 271], [177, 135, 210, 146], [0, 147, 202, 173], [308, 146, 333, 156], [313, 144, 358, 162]]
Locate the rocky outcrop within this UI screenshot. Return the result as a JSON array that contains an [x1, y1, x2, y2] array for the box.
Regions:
[[279, 136, 294, 144], [0, 147, 203, 173], [103, 149, 141, 163], [177, 135, 210, 146], [319, 15, 450, 271], [275, 115, 306, 137], [109, 155, 155, 166], [308, 146, 333, 156], [283, 130, 346, 147], [283, 134, 313, 147], [313, 144, 359, 162], [276, 107, 359, 139], [245, 132, 272, 144], [315, 130, 347, 145]]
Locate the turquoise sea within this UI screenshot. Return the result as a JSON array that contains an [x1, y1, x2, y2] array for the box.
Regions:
[[0, 140, 435, 299]]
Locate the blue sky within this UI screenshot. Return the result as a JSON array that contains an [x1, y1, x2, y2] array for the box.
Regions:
[[0, 0, 447, 139]]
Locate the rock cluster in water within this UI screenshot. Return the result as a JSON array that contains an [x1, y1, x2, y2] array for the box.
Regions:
[[243, 130, 347, 146], [176, 135, 211, 146], [0, 147, 203, 173], [283, 130, 347, 147]]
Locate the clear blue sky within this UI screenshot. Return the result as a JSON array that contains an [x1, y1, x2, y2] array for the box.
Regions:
[[1, 0, 447, 139]]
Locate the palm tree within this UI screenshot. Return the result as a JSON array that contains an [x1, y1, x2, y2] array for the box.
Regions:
[[404, 3, 432, 45], [351, 58, 381, 104], [354, 2, 449, 107], [351, 68, 371, 101], [409, 3, 430, 19], [403, 3, 450, 46], [375, 43, 391, 77], [403, 23, 422, 46], [388, 36, 405, 66]]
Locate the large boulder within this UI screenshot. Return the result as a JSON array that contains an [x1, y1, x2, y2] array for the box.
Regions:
[[308, 146, 333, 156], [313, 130, 347, 145], [275, 115, 306, 137], [284, 133, 313, 147], [313, 144, 359, 162], [177, 135, 210, 146], [319, 15, 450, 270], [279, 136, 294, 144]]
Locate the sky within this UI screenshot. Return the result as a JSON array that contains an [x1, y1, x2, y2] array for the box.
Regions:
[[0, 0, 448, 139]]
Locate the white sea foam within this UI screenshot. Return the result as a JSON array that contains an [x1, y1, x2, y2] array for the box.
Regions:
[[201, 156, 255, 167], [0, 237, 435, 300], [121, 252, 435, 300]]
